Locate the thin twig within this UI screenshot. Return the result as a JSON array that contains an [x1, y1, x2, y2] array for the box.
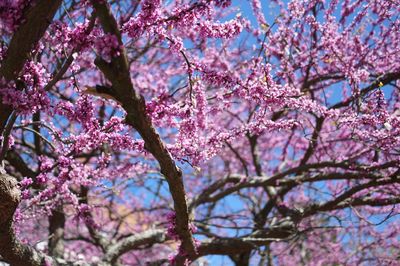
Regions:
[[0, 111, 18, 163]]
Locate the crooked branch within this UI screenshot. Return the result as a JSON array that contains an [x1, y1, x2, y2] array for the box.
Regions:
[[90, 1, 197, 262]]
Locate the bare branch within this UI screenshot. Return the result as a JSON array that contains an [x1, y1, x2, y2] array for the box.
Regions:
[[104, 229, 166, 264]]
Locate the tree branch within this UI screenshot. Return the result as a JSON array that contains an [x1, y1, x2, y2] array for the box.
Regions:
[[330, 71, 400, 109], [90, 1, 197, 261], [104, 229, 166, 264], [0, 168, 54, 266]]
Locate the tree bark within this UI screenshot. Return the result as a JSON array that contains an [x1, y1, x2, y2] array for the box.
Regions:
[[48, 208, 66, 258], [0, 169, 51, 266]]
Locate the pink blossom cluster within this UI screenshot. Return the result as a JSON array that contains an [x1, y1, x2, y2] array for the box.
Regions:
[[0, 0, 31, 35], [0, 61, 50, 114]]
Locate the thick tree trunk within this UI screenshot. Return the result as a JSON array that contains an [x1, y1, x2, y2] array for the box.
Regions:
[[0, 170, 49, 266]]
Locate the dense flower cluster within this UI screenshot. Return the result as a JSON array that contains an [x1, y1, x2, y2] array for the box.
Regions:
[[0, 0, 32, 34], [0, 61, 50, 114]]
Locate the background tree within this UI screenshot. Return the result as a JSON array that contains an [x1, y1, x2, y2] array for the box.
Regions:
[[0, 0, 400, 265]]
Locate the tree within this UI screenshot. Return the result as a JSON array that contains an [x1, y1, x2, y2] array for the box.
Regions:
[[0, 0, 399, 265]]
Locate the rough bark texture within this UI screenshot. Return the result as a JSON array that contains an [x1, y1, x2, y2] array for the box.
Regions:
[[0, 169, 20, 225], [0, 169, 49, 266]]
